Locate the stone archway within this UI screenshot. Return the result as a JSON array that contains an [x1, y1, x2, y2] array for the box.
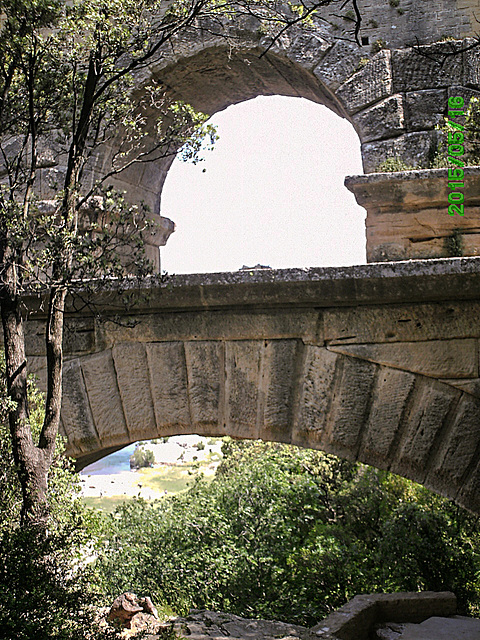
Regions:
[[26, 258, 480, 514], [25, 2, 480, 514], [98, 34, 479, 216]]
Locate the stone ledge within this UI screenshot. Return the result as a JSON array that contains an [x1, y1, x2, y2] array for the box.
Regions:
[[311, 592, 457, 640]]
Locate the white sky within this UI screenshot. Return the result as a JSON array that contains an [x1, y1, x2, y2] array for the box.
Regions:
[[160, 95, 366, 275]]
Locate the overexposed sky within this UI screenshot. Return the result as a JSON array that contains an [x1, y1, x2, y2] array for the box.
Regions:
[[160, 95, 366, 275]]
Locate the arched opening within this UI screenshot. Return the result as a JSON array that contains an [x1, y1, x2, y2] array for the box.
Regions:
[[160, 95, 365, 273]]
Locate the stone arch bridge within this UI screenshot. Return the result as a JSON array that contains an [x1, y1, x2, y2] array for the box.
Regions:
[[24, 0, 480, 514], [26, 258, 480, 514]]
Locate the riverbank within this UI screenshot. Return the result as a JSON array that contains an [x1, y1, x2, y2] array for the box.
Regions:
[[79, 435, 223, 509]]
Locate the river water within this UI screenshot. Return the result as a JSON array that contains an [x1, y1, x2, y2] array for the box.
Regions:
[[81, 444, 136, 476]]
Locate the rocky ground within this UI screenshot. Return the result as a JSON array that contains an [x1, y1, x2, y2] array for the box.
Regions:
[[104, 610, 480, 640], [103, 607, 318, 640]]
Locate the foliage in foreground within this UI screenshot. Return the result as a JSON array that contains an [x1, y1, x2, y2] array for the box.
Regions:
[[96, 440, 480, 626], [0, 362, 116, 640]]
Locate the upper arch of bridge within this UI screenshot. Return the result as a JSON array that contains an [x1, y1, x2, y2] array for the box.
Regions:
[[98, 0, 480, 215]]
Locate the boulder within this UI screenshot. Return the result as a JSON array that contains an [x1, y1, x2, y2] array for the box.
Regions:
[[107, 592, 158, 629]]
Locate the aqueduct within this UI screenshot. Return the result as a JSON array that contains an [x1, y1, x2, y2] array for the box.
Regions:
[[25, 0, 480, 513]]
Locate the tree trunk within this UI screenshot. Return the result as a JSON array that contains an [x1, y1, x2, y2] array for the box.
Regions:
[[0, 280, 50, 529]]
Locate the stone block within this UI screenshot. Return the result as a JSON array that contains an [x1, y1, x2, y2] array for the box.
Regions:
[[312, 592, 456, 640], [329, 339, 477, 379], [463, 38, 480, 85], [262, 28, 332, 70], [184, 341, 222, 430], [145, 342, 191, 432], [292, 346, 338, 448], [457, 457, 480, 513], [336, 50, 392, 115], [426, 394, 480, 498], [61, 359, 100, 455], [225, 340, 262, 439], [324, 356, 377, 460], [390, 379, 458, 484], [261, 340, 301, 442], [325, 301, 480, 346], [313, 40, 367, 92], [404, 89, 446, 132], [81, 350, 129, 446], [112, 343, 157, 441], [399, 616, 480, 640], [361, 131, 439, 173], [353, 95, 405, 143], [97, 309, 319, 348], [359, 367, 415, 468], [447, 85, 480, 114], [440, 377, 480, 398], [392, 43, 463, 93]]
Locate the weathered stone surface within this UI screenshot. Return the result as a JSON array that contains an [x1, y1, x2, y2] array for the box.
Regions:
[[311, 592, 457, 640], [390, 380, 458, 483], [24, 318, 94, 356], [262, 29, 332, 70], [353, 95, 405, 143], [324, 356, 377, 460], [426, 394, 480, 498], [61, 360, 100, 454], [359, 367, 415, 467], [398, 616, 480, 640], [81, 351, 129, 447], [360, 131, 439, 173], [145, 342, 191, 432], [404, 89, 446, 132], [392, 43, 463, 93], [261, 340, 301, 442], [346, 168, 480, 260], [440, 378, 480, 398], [165, 609, 316, 640], [112, 343, 157, 441], [329, 339, 477, 379], [336, 50, 392, 115], [292, 346, 338, 448], [96, 310, 320, 350], [324, 301, 480, 346], [225, 340, 262, 439], [185, 341, 222, 429], [313, 40, 366, 92], [463, 38, 480, 85], [457, 457, 480, 513]]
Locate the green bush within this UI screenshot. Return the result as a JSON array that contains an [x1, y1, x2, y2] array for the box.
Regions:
[[130, 445, 156, 469], [95, 441, 480, 626]]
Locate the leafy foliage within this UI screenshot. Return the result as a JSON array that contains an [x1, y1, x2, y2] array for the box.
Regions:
[[130, 444, 156, 468], [96, 440, 480, 626], [0, 356, 116, 639]]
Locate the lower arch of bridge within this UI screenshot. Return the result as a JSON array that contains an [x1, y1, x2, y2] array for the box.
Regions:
[[59, 337, 480, 515]]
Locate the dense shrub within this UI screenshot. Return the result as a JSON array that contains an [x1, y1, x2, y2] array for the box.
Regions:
[[96, 440, 480, 626], [130, 445, 156, 469]]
